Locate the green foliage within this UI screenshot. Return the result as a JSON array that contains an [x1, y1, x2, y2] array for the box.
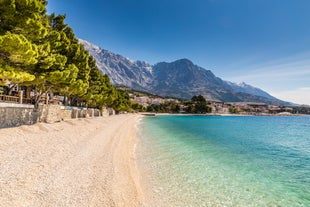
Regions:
[[111, 89, 131, 112], [185, 95, 211, 113], [0, 64, 35, 86], [83, 56, 113, 108], [146, 101, 180, 113], [0, 33, 37, 85], [0, 0, 48, 38], [0, 33, 38, 65], [131, 102, 145, 112], [229, 107, 239, 114], [191, 95, 206, 103], [0, 0, 47, 89], [0, 0, 133, 111]]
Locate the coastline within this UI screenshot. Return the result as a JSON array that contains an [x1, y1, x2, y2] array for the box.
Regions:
[[2, 113, 307, 206], [140, 112, 310, 117], [0, 114, 145, 207]]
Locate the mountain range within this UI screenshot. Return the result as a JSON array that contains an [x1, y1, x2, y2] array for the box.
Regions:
[[79, 39, 292, 106]]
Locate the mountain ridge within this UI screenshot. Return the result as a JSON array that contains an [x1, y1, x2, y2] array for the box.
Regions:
[[79, 39, 292, 106]]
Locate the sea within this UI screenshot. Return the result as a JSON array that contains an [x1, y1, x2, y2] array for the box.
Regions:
[[136, 115, 310, 207]]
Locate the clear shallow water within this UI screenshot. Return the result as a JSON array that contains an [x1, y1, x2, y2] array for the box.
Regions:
[[137, 116, 310, 207]]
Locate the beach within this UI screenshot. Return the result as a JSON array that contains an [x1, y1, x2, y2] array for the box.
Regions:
[[0, 114, 144, 207], [1, 114, 309, 207]]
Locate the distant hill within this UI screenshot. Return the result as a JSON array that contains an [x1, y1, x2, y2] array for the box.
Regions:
[[79, 39, 292, 106]]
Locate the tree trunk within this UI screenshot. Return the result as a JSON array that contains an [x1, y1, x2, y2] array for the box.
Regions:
[[34, 90, 43, 110], [7, 84, 17, 95], [63, 95, 68, 106]]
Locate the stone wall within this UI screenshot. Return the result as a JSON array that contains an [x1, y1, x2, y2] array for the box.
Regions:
[[102, 107, 115, 117], [60, 109, 72, 121], [39, 105, 103, 123], [0, 103, 105, 128], [71, 108, 102, 119], [0, 106, 39, 128], [38, 105, 72, 123]]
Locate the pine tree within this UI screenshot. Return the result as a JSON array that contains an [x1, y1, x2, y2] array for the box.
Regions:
[[0, 33, 36, 88], [0, 0, 48, 93], [0, 0, 133, 111]]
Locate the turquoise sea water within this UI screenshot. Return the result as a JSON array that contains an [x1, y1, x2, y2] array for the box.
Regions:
[[137, 116, 310, 207]]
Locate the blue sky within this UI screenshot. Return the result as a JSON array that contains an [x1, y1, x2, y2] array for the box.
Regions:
[[47, 0, 310, 104]]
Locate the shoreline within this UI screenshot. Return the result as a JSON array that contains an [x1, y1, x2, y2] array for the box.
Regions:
[[0, 114, 145, 207], [140, 112, 310, 117]]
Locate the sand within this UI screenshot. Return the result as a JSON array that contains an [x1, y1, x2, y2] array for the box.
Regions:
[[0, 114, 145, 207]]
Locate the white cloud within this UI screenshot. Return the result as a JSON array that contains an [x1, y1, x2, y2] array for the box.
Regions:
[[270, 87, 310, 105], [229, 58, 310, 82], [223, 51, 310, 104], [225, 50, 310, 80]]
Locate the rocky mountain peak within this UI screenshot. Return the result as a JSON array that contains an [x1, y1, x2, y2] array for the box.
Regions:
[[79, 38, 292, 105]]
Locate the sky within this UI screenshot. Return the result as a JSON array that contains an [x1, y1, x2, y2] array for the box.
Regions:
[[47, 0, 310, 105]]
